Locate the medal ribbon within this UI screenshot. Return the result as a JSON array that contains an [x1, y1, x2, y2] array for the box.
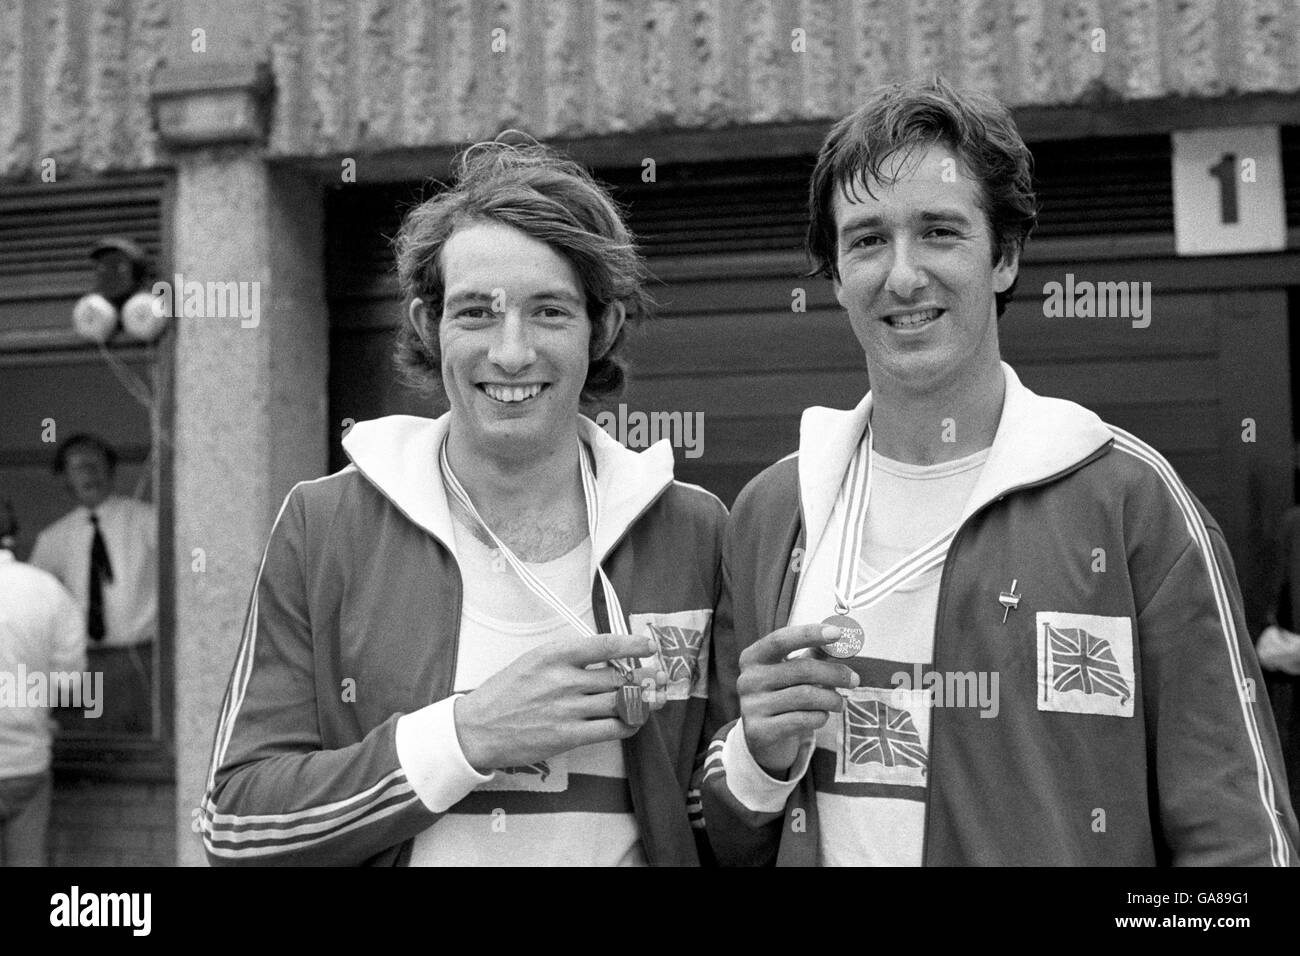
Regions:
[[830, 422, 962, 615], [439, 437, 636, 679]]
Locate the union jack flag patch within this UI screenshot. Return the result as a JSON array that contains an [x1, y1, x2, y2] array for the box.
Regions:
[[629, 609, 712, 700], [834, 686, 930, 787], [1035, 611, 1135, 718]]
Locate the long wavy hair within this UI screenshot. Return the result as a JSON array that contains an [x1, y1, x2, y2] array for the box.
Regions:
[[392, 138, 653, 405]]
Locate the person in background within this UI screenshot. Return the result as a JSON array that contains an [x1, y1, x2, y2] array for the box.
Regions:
[[0, 502, 87, 865], [30, 434, 157, 735], [1259, 503, 1300, 813]]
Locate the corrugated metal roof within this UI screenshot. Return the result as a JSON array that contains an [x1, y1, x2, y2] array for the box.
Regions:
[[0, 0, 1297, 175]]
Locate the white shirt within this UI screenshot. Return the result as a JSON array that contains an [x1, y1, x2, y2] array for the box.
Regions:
[[30, 495, 157, 647], [806, 448, 988, 866], [407, 516, 644, 867], [723, 446, 989, 865], [0, 549, 87, 777]]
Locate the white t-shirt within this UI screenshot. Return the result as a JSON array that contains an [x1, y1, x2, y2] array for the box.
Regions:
[[724, 445, 989, 866], [407, 516, 644, 867], [0, 550, 87, 777], [800, 447, 988, 866]]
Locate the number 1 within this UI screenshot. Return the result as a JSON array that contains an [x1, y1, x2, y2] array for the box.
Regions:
[[1208, 152, 1239, 225]]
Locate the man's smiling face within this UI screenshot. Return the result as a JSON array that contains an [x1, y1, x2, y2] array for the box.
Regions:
[[832, 143, 1019, 396], [434, 219, 592, 462]]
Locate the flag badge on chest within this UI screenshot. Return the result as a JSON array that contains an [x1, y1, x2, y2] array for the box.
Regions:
[[629, 609, 712, 700], [1035, 611, 1135, 718], [834, 686, 930, 787]]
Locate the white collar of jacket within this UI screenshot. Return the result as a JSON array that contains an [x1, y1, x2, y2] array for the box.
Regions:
[[797, 361, 1115, 561], [341, 412, 676, 566]]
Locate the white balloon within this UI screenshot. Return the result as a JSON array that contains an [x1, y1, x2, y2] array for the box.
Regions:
[[122, 290, 170, 341], [72, 293, 117, 342]]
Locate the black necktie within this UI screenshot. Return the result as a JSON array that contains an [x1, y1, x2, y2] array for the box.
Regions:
[[88, 513, 114, 642]]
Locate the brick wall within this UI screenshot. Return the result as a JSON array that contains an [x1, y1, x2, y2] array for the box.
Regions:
[[50, 778, 176, 867]]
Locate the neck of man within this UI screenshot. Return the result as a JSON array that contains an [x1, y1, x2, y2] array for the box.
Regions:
[[444, 421, 589, 562], [868, 357, 1006, 466], [80, 491, 111, 512]]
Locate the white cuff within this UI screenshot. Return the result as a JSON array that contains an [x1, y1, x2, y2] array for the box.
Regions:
[[721, 720, 813, 813], [395, 695, 494, 814]]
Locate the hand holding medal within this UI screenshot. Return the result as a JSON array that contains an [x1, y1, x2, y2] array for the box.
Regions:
[[609, 659, 671, 725], [733, 419, 966, 778], [454, 632, 665, 773], [734, 622, 861, 777], [441, 437, 661, 735]]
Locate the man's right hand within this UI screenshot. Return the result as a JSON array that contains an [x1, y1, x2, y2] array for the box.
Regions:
[[737, 623, 860, 777], [453, 633, 661, 772]]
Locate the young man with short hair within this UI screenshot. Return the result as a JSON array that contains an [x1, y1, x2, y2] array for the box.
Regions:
[[701, 78, 1298, 866]]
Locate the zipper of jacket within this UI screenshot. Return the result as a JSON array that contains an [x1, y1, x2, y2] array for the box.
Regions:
[[919, 440, 1113, 866], [597, 476, 677, 569], [344, 455, 467, 708], [585, 472, 677, 632], [594, 473, 677, 865], [443, 546, 464, 707]]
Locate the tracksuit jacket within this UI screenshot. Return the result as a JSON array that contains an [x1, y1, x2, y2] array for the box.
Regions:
[[202, 413, 725, 866], [700, 363, 1300, 866]]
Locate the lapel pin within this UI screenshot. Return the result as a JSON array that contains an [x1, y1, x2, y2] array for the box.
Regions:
[[999, 579, 1021, 624]]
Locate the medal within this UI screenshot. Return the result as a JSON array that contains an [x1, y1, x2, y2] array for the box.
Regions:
[[616, 683, 649, 726], [821, 418, 964, 656], [440, 436, 653, 729], [819, 613, 865, 659]]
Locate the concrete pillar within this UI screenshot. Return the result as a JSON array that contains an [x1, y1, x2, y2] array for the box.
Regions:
[[154, 62, 327, 865]]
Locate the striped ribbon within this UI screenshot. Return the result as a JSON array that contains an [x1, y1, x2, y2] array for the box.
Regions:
[[439, 437, 636, 679], [831, 421, 960, 615]]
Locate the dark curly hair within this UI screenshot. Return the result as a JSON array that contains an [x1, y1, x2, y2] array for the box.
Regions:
[[807, 76, 1038, 317], [392, 139, 652, 405]]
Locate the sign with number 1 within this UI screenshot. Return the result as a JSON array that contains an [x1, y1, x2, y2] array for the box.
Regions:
[[1172, 125, 1285, 256]]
